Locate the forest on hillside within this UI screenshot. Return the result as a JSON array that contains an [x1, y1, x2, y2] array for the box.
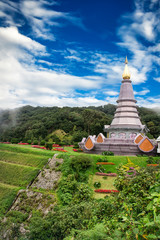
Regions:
[[0, 104, 160, 144]]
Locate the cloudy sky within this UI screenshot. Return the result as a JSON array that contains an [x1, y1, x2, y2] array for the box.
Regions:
[[0, 0, 160, 109]]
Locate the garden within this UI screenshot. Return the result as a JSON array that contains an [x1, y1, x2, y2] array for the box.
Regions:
[[0, 142, 159, 239]]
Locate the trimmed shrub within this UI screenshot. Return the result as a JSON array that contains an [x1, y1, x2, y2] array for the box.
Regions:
[[73, 142, 79, 149], [45, 142, 53, 150], [96, 165, 105, 173], [11, 138, 19, 144], [146, 156, 160, 164], [94, 182, 101, 188], [40, 140, 46, 146], [33, 139, 38, 145], [102, 151, 114, 156], [97, 157, 108, 162], [27, 140, 32, 144]]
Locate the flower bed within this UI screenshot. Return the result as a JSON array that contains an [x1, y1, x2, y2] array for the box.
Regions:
[[96, 162, 115, 165], [64, 145, 74, 147], [32, 145, 46, 149], [18, 143, 29, 145], [73, 149, 83, 152], [53, 148, 67, 152], [94, 189, 119, 193], [52, 144, 60, 147], [95, 172, 117, 176], [1, 142, 11, 144], [122, 157, 139, 171], [125, 167, 137, 178], [147, 164, 159, 167]]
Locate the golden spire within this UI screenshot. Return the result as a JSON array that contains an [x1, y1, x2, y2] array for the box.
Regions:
[[122, 56, 131, 79]]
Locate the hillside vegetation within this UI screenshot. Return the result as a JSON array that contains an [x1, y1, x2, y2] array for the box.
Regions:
[[0, 104, 160, 144], [0, 144, 159, 240], [0, 144, 52, 216]]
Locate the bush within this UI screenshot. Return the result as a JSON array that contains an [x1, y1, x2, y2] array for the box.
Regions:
[[6, 210, 28, 223], [40, 140, 46, 146], [11, 138, 19, 144], [27, 140, 32, 144], [75, 223, 107, 240], [60, 141, 65, 146], [96, 165, 105, 173], [97, 157, 108, 162], [73, 142, 79, 149], [146, 156, 160, 164], [33, 139, 38, 145], [103, 176, 108, 179], [45, 142, 53, 150], [102, 151, 114, 156], [73, 183, 93, 203], [57, 174, 77, 205], [70, 155, 93, 173], [94, 182, 101, 188]]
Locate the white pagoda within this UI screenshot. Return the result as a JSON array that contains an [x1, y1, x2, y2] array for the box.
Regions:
[[79, 58, 156, 155], [104, 57, 147, 139]]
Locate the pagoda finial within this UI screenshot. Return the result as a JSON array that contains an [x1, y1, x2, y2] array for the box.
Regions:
[[122, 56, 131, 79], [125, 56, 128, 64]]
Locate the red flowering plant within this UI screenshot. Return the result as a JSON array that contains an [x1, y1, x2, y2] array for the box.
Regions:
[[94, 189, 119, 193], [73, 149, 83, 152], [53, 148, 67, 152], [18, 143, 29, 145], [147, 164, 159, 167], [52, 144, 60, 147], [32, 145, 46, 149]]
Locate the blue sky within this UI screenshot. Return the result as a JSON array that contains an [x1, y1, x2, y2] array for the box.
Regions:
[[0, 0, 160, 109]]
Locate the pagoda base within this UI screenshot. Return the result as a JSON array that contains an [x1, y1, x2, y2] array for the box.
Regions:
[[79, 138, 157, 156]]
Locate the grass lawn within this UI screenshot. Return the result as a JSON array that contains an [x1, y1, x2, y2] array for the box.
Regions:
[[0, 183, 20, 216], [129, 156, 148, 167], [89, 175, 117, 199], [0, 161, 39, 187], [0, 150, 49, 168], [0, 144, 56, 217], [0, 144, 54, 158]]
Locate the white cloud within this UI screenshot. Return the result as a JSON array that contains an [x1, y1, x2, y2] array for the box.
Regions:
[[0, 26, 103, 109], [104, 91, 119, 96], [22, 96, 108, 108], [154, 77, 160, 82], [116, 0, 160, 86], [38, 60, 53, 66], [0, 26, 45, 53], [131, 12, 156, 41], [0, 0, 159, 110], [0, 0, 19, 26], [148, 43, 160, 53], [20, 0, 86, 40], [105, 96, 117, 105], [65, 55, 83, 62], [136, 96, 160, 108], [134, 89, 150, 95], [0, 0, 86, 40]]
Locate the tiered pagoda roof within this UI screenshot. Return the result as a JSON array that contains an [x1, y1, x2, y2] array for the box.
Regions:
[[108, 57, 145, 131]]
